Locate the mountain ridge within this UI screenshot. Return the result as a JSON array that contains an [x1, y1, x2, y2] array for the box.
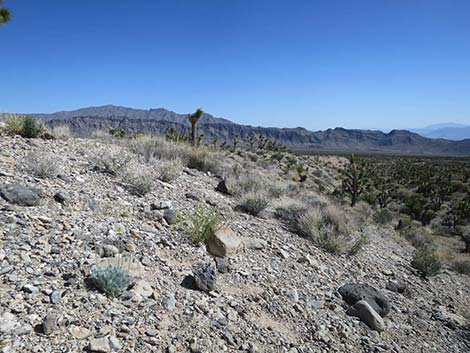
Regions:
[[28, 105, 470, 156]]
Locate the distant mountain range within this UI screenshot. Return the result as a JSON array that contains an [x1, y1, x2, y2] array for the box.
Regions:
[[409, 123, 470, 141], [28, 105, 470, 156]]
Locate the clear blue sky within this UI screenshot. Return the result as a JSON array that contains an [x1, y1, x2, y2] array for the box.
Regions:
[[1, 0, 470, 130]]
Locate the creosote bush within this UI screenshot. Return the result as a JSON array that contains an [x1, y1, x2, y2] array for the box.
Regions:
[[411, 245, 442, 278], [23, 152, 60, 179], [185, 206, 220, 243], [91, 265, 131, 298]]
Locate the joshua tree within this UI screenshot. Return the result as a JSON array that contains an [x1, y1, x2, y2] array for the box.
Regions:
[[187, 108, 204, 147], [232, 133, 239, 149], [0, 0, 11, 26], [342, 154, 365, 207]]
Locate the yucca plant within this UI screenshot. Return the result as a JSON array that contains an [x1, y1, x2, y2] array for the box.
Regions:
[[185, 206, 220, 242], [187, 108, 204, 147]]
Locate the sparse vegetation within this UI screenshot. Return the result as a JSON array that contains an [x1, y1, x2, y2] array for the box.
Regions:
[[411, 245, 442, 278], [185, 206, 220, 242], [90, 265, 131, 298], [121, 166, 153, 196], [452, 260, 470, 275], [238, 192, 270, 216], [4, 115, 43, 138], [91, 150, 131, 176], [157, 158, 183, 182], [23, 152, 60, 179]]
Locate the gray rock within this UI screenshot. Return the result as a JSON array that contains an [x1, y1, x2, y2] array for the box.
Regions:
[[0, 184, 42, 206], [242, 237, 267, 250], [22, 284, 39, 294], [194, 263, 217, 292], [163, 209, 178, 225], [163, 293, 176, 311], [50, 290, 63, 304], [386, 280, 407, 294], [0, 312, 18, 335], [98, 244, 120, 258], [42, 313, 57, 335], [346, 300, 385, 332], [14, 324, 33, 336], [215, 257, 229, 273], [89, 337, 111, 352], [338, 283, 390, 317], [53, 191, 68, 204], [286, 289, 299, 302], [152, 201, 172, 210], [109, 335, 121, 350]]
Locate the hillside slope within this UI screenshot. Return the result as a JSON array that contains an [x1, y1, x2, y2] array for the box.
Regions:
[[0, 134, 469, 352]]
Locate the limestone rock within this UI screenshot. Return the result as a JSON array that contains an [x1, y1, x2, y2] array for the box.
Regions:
[[206, 226, 242, 257], [347, 300, 385, 332]]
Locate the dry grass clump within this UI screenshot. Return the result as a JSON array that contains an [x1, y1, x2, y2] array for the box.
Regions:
[[411, 244, 442, 278], [129, 136, 191, 163], [49, 125, 71, 140], [296, 204, 349, 253], [91, 149, 131, 176], [274, 197, 309, 228], [121, 162, 154, 196], [238, 192, 271, 216], [22, 152, 60, 179], [452, 260, 470, 275], [157, 158, 183, 182], [187, 148, 223, 175]]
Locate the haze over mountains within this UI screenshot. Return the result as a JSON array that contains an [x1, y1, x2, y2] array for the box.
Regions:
[[30, 105, 470, 156], [409, 123, 470, 141]]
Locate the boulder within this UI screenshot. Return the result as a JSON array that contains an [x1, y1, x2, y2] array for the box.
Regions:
[[215, 179, 231, 195], [347, 300, 385, 332], [194, 262, 217, 292], [338, 283, 390, 317], [206, 226, 242, 257], [0, 184, 42, 206]]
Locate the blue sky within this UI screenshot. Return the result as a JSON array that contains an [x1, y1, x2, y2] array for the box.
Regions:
[[1, 0, 470, 130]]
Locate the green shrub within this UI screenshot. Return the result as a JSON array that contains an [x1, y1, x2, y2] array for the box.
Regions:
[[91, 265, 131, 297], [185, 206, 220, 242], [238, 192, 270, 216], [374, 209, 394, 224], [452, 260, 470, 275], [5, 115, 42, 138], [411, 245, 441, 278]]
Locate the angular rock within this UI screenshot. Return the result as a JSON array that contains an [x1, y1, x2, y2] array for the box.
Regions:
[[69, 325, 92, 340], [242, 237, 267, 250], [194, 263, 217, 292], [0, 184, 42, 206], [346, 300, 385, 332], [163, 209, 178, 225], [42, 313, 57, 335], [0, 312, 18, 335], [53, 191, 68, 204], [215, 179, 231, 195], [163, 293, 176, 311], [206, 226, 242, 257], [338, 283, 390, 317], [132, 279, 153, 298], [215, 257, 229, 273], [89, 337, 111, 353]]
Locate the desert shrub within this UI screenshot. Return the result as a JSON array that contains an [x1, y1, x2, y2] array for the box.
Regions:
[[238, 192, 271, 216], [460, 226, 470, 253], [349, 234, 369, 256], [187, 149, 222, 175], [296, 205, 347, 253], [5, 115, 43, 138], [157, 158, 183, 182], [23, 152, 60, 178], [411, 245, 441, 278], [402, 227, 433, 248], [121, 167, 153, 196], [452, 260, 470, 275], [185, 206, 220, 242], [49, 125, 71, 140], [274, 197, 308, 228], [129, 136, 191, 163], [91, 265, 131, 297], [91, 150, 131, 176], [374, 209, 394, 224], [266, 180, 289, 198]]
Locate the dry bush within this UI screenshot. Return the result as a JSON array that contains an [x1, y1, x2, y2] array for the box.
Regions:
[[4, 114, 43, 138], [91, 149, 131, 176], [157, 158, 183, 182], [49, 125, 71, 140], [129, 136, 191, 163], [238, 192, 271, 216], [121, 163, 154, 196], [22, 152, 60, 178], [187, 148, 223, 175], [296, 204, 348, 253], [274, 197, 309, 228]]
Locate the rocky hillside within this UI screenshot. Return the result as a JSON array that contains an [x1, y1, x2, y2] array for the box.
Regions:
[[0, 133, 469, 353], [30, 105, 470, 156]]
